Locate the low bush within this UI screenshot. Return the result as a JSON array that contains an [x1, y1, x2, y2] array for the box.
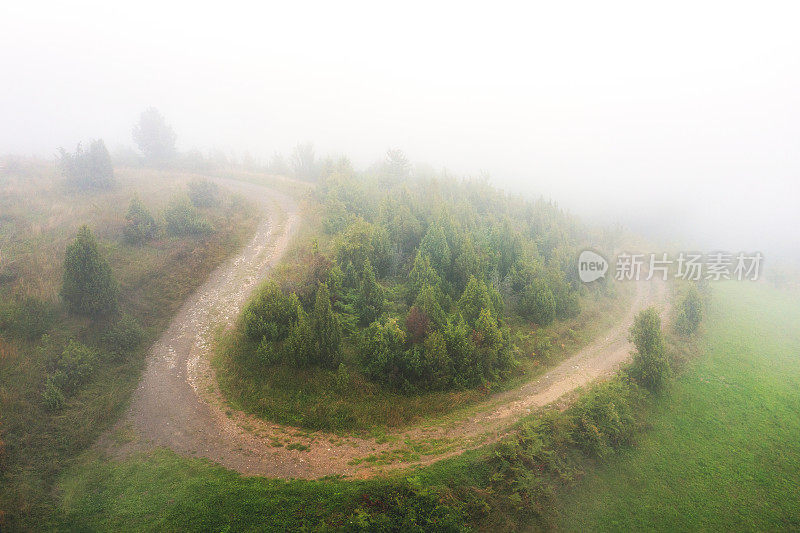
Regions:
[[0, 297, 55, 340], [345, 483, 467, 532], [164, 196, 213, 236], [570, 379, 640, 457], [242, 282, 299, 342], [103, 315, 144, 359], [42, 377, 66, 411], [43, 339, 97, 395], [187, 178, 220, 207], [123, 195, 158, 245], [490, 377, 645, 523]]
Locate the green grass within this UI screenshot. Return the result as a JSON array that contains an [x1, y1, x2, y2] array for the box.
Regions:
[[57, 449, 371, 532], [552, 281, 800, 531]]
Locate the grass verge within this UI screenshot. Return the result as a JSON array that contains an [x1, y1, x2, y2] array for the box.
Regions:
[[551, 281, 800, 531]]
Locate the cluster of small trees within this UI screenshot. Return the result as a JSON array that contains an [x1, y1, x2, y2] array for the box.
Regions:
[[42, 180, 220, 408], [59, 140, 114, 189], [41, 226, 143, 408], [242, 281, 342, 368], [239, 155, 592, 393], [123, 181, 216, 244]]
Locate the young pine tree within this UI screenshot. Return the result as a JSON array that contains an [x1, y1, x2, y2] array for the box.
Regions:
[[312, 282, 342, 368], [356, 258, 386, 325], [123, 195, 158, 245], [457, 276, 493, 325], [61, 225, 118, 316], [408, 251, 443, 300]]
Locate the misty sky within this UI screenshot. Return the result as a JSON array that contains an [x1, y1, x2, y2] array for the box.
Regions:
[[2, 1, 799, 261]]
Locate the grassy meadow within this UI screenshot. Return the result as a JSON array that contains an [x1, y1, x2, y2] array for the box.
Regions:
[[0, 160, 260, 528], [552, 281, 800, 531]]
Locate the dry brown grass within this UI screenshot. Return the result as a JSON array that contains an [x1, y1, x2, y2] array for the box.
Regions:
[[0, 159, 263, 529]]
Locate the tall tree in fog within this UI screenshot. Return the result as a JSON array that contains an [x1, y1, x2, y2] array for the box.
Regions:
[[385, 148, 410, 183], [132, 107, 177, 165], [290, 142, 317, 181], [59, 139, 114, 189]]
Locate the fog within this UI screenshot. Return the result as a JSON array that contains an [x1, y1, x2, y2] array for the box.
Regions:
[[2, 1, 799, 261]]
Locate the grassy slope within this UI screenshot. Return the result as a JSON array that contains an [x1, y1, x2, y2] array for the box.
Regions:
[[0, 164, 261, 528], [552, 281, 800, 531]]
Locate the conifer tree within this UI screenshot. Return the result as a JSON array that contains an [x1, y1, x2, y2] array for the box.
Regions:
[[123, 195, 158, 245], [356, 258, 385, 325], [312, 282, 341, 368], [457, 276, 493, 325], [61, 226, 118, 316]]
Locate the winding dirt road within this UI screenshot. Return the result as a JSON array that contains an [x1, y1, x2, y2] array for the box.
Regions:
[[104, 179, 668, 479]]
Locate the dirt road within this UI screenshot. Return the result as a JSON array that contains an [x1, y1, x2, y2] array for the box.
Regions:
[[106, 179, 668, 479]]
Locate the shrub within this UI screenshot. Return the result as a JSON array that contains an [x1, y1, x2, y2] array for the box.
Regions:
[[242, 282, 299, 342], [103, 315, 144, 359], [518, 279, 555, 326], [674, 284, 702, 336], [123, 195, 158, 245], [42, 377, 66, 411], [61, 225, 118, 316], [42, 338, 98, 409], [187, 178, 220, 207], [628, 307, 670, 391], [405, 306, 430, 344], [0, 296, 55, 340], [570, 380, 639, 457], [335, 362, 350, 393], [346, 483, 466, 532], [164, 196, 213, 236], [48, 339, 98, 394], [255, 337, 282, 365]]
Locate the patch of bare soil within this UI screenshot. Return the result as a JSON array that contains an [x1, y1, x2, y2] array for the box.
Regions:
[[101, 178, 668, 479]]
